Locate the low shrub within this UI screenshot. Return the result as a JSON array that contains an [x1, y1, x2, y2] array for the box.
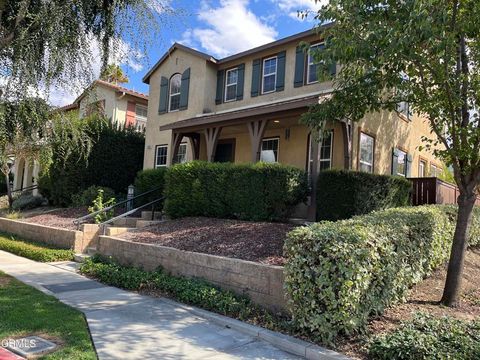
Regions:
[[368, 313, 480, 360], [71, 185, 116, 207], [133, 168, 167, 206], [12, 194, 44, 211], [80, 255, 275, 321], [164, 161, 308, 221], [88, 189, 116, 224], [284, 205, 480, 343], [0, 233, 74, 262], [316, 169, 412, 221]]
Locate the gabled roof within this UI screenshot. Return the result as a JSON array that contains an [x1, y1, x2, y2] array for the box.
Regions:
[[143, 24, 334, 85], [142, 43, 218, 84]]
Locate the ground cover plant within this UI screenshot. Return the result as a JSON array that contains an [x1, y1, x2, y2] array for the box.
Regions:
[[0, 233, 74, 262], [0, 271, 96, 360]]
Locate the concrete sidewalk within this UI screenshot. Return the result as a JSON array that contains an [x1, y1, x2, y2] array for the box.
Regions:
[[0, 250, 302, 360]]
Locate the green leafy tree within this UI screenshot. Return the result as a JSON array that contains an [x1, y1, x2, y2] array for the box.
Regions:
[[302, 1, 480, 306], [0, 0, 175, 99], [100, 64, 129, 84]]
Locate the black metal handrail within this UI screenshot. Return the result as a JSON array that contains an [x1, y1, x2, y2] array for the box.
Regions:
[[0, 184, 39, 197], [99, 197, 165, 234], [73, 187, 163, 227]]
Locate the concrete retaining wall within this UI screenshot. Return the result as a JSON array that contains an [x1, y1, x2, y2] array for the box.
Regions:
[[97, 235, 288, 312], [0, 218, 99, 253]]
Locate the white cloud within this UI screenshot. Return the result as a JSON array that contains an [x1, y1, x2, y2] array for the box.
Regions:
[[275, 0, 327, 21], [182, 0, 278, 58]]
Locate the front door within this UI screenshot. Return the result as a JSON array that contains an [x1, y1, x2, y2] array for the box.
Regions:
[[214, 139, 235, 163]]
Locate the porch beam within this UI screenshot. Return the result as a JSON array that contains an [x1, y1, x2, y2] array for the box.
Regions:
[[247, 119, 268, 162], [204, 127, 222, 162], [170, 132, 183, 165]]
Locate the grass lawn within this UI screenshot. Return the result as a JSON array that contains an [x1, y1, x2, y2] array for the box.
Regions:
[[0, 232, 74, 262], [0, 271, 97, 360]]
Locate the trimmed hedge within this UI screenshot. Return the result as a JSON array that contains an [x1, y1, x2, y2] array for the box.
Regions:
[[369, 313, 480, 360], [164, 161, 308, 221], [316, 169, 412, 221], [133, 168, 167, 206], [0, 233, 74, 262], [284, 205, 480, 343]]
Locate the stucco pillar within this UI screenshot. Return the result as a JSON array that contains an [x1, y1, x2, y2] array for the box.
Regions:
[[247, 119, 268, 162], [204, 127, 222, 162], [341, 120, 353, 170], [170, 132, 184, 165], [32, 160, 40, 196], [22, 159, 34, 189], [13, 158, 25, 191], [307, 133, 320, 221], [186, 133, 201, 160]]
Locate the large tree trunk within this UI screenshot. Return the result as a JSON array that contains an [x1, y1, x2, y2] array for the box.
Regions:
[[441, 189, 476, 306]]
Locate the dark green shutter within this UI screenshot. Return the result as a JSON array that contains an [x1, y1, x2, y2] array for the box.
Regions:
[[179, 68, 190, 110], [391, 148, 399, 175], [215, 70, 225, 104], [294, 46, 306, 87], [158, 76, 168, 114], [251, 59, 261, 97], [236, 63, 245, 100], [329, 61, 337, 76], [276, 51, 286, 92], [406, 154, 413, 177]]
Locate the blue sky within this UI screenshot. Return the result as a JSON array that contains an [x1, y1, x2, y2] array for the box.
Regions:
[[52, 0, 324, 106]]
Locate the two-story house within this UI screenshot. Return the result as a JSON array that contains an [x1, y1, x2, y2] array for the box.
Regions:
[[12, 80, 149, 195], [142, 29, 442, 217]]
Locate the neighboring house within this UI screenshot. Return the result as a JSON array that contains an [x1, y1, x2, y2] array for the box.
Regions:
[[11, 80, 149, 194], [142, 29, 442, 218]]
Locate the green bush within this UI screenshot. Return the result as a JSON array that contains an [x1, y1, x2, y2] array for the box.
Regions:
[[133, 168, 167, 206], [80, 255, 269, 320], [71, 185, 116, 207], [369, 313, 480, 360], [0, 233, 74, 262], [164, 161, 308, 221], [316, 169, 412, 221], [12, 194, 44, 210], [284, 205, 480, 343]]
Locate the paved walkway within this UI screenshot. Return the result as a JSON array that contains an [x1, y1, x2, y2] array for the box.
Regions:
[[0, 251, 301, 360]]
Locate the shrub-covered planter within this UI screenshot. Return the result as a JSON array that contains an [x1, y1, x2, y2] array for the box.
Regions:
[[284, 205, 480, 344], [316, 169, 412, 221], [164, 161, 308, 221], [133, 168, 167, 206]]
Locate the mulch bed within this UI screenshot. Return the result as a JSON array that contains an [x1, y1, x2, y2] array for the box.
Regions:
[[337, 248, 480, 359], [120, 217, 296, 265], [21, 207, 88, 230]]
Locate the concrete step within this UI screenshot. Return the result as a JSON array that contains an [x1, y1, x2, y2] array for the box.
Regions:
[[74, 253, 91, 263], [141, 211, 163, 221], [136, 220, 164, 228], [105, 226, 132, 236], [112, 217, 141, 227]]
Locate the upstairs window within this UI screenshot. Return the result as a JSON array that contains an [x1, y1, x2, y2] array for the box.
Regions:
[[261, 137, 279, 162], [307, 43, 323, 84], [169, 74, 182, 112], [135, 104, 147, 132], [359, 132, 375, 173], [262, 57, 277, 94], [225, 68, 238, 102]]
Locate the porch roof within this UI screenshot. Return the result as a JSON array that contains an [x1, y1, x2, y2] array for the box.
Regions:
[[160, 93, 324, 132]]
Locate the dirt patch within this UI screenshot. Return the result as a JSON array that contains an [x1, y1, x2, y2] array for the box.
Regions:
[[20, 207, 87, 230], [120, 217, 295, 265], [0, 276, 12, 287], [337, 248, 480, 359]]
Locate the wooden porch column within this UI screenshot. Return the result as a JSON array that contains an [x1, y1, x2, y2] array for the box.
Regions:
[[204, 127, 222, 162], [307, 133, 320, 221], [185, 133, 201, 160], [247, 119, 268, 162], [170, 132, 183, 165]]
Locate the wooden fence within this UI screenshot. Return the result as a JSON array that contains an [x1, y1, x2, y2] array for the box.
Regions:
[[409, 177, 480, 206]]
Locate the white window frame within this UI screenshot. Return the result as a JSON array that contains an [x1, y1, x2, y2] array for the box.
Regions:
[[419, 159, 426, 177], [169, 74, 182, 112], [261, 56, 277, 94], [174, 143, 187, 164], [319, 131, 333, 171], [135, 104, 148, 132], [359, 132, 375, 173], [224, 67, 238, 102], [155, 145, 168, 168], [261, 137, 279, 162], [396, 148, 408, 177], [306, 42, 324, 85]]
